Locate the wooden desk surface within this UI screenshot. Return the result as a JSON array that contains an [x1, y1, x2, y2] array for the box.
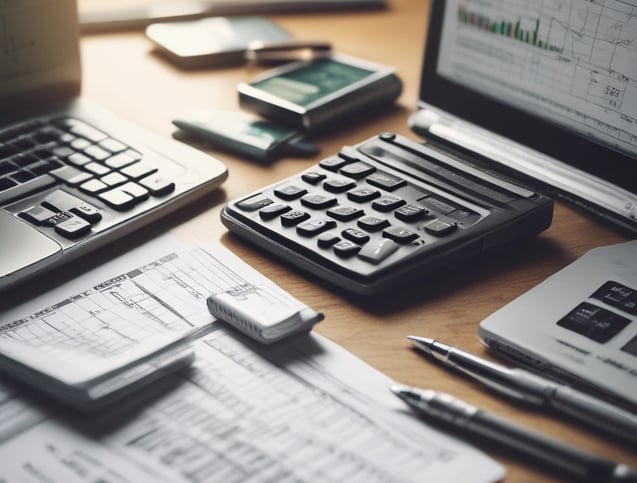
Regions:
[[80, 1, 634, 480]]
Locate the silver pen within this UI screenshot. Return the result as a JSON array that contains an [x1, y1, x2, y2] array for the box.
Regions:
[[391, 385, 637, 483], [407, 335, 637, 444]]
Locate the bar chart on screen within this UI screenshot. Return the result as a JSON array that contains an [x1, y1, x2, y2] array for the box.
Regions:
[[438, 0, 637, 156]]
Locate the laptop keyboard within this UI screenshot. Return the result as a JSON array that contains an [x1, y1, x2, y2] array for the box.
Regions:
[[0, 117, 178, 239], [0, 110, 226, 291]]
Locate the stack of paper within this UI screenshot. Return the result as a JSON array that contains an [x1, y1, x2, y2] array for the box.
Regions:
[[0, 236, 306, 409]]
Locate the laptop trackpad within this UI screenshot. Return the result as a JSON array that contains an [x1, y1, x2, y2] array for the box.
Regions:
[[0, 211, 61, 285]]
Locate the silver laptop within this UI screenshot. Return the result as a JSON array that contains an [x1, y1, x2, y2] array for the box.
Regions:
[[410, 0, 637, 235], [479, 240, 637, 411], [0, 0, 227, 292]]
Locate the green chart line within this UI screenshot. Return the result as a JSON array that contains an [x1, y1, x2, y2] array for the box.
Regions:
[[457, 5, 563, 53]]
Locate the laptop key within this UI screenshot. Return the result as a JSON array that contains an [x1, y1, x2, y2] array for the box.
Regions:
[[138, 174, 175, 196], [79, 178, 109, 195], [42, 190, 102, 224], [98, 188, 136, 211], [19, 205, 58, 226], [0, 174, 57, 204], [50, 165, 93, 186], [48, 211, 92, 239], [120, 161, 157, 179], [120, 181, 150, 202]]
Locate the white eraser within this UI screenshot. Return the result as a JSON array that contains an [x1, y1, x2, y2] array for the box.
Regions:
[[207, 289, 323, 344]]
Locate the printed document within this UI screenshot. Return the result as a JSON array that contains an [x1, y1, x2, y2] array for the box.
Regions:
[[0, 235, 318, 408], [0, 327, 504, 482]]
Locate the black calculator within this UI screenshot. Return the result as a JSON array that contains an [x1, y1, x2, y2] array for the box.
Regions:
[[221, 132, 553, 295]]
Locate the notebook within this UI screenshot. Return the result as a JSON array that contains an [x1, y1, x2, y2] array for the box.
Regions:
[[478, 240, 637, 411], [409, 0, 637, 235], [0, 0, 227, 292]]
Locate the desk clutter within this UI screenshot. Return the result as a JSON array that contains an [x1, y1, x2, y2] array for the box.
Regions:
[[0, 234, 505, 482], [2, 0, 637, 481]]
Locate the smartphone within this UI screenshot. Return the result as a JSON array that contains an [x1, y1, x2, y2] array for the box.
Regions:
[[238, 54, 402, 131], [145, 16, 292, 68]]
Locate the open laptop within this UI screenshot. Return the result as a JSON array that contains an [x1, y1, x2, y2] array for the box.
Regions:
[[410, 0, 637, 235], [0, 0, 227, 292]]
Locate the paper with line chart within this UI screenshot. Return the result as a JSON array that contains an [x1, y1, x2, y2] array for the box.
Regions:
[[0, 235, 301, 388], [437, 0, 637, 157]]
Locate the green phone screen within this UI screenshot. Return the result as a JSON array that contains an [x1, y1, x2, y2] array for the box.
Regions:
[[251, 59, 374, 106]]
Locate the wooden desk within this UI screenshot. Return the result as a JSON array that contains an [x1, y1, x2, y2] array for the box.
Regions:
[[80, 1, 634, 480]]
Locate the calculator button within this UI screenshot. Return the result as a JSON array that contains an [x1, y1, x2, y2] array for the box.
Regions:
[[342, 228, 370, 244], [358, 238, 399, 264], [338, 145, 362, 162], [323, 178, 356, 193], [319, 156, 349, 171], [259, 203, 291, 220], [297, 218, 337, 237], [281, 210, 310, 226], [449, 209, 480, 225], [340, 161, 375, 179], [333, 240, 360, 257], [301, 193, 338, 209], [357, 216, 390, 232], [367, 171, 406, 191], [383, 226, 419, 243], [317, 232, 340, 248], [274, 185, 308, 200], [395, 203, 428, 222], [424, 219, 457, 236], [301, 171, 326, 184], [237, 193, 273, 211], [347, 187, 381, 203], [327, 206, 364, 221], [372, 195, 405, 212], [419, 195, 456, 215]]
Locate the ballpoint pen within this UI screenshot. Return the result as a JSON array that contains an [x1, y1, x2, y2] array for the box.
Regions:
[[407, 335, 637, 444], [391, 385, 637, 483]]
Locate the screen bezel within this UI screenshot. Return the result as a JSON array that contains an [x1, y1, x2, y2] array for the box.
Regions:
[[418, 0, 637, 194]]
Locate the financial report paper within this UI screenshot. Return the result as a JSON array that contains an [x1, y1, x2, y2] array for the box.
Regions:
[[0, 235, 504, 482], [0, 234, 316, 406], [0, 328, 503, 482]]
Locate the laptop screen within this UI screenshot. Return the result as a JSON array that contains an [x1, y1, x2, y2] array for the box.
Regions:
[[0, 0, 81, 105], [417, 0, 637, 197]]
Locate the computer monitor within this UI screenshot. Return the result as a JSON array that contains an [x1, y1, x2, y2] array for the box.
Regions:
[[411, 0, 637, 234]]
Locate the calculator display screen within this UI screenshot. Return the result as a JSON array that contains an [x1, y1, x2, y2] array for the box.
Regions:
[[250, 59, 374, 106]]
